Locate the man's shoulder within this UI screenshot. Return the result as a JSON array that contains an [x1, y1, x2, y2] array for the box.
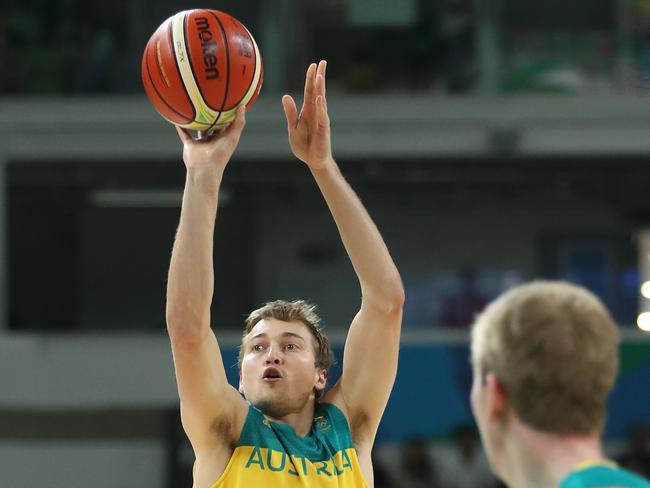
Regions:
[[315, 402, 352, 435], [560, 464, 650, 488]]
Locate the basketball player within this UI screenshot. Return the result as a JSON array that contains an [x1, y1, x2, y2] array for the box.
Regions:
[[166, 60, 404, 487], [470, 281, 650, 488]]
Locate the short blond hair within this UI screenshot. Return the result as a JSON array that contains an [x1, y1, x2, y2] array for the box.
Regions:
[[471, 281, 619, 435], [238, 300, 335, 399]]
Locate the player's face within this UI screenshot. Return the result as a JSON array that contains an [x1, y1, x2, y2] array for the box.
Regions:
[[239, 318, 326, 418]]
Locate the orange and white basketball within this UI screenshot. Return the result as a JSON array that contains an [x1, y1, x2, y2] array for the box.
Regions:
[[142, 9, 263, 130]]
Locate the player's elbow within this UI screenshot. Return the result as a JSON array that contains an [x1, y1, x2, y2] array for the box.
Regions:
[[368, 275, 405, 316], [386, 271, 405, 305], [386, 284, 406, 315], [386, 281, 406, 315]]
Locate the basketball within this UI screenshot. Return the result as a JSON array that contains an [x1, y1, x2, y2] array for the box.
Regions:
[[141, 9, 263, 131]]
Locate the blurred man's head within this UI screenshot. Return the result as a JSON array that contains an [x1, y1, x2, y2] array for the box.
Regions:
[[238, 300, 335, 417], [470, 281, 619, 477]]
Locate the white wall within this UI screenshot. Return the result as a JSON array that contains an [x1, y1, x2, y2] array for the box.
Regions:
[[3, 95, 650, 162], [0, 334, 178, 408], [0, 334, 199, 488], [0, 441, 165, 488]]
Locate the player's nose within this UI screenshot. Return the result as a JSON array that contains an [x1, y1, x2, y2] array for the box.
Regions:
[[264, 345, 282, 364]]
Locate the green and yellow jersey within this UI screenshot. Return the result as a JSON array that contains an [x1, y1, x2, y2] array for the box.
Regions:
[[206, 402, 368, 488], [559, 461, 650, 488]]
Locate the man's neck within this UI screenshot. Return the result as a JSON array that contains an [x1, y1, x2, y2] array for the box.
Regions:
[[502, 420, 606, 488], [263, 401, 317, 438]]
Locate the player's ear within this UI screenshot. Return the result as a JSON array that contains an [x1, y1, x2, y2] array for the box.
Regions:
[[238, 373, 245, 395], [485, 373, 508, 420], [314, 368, 327, 392]]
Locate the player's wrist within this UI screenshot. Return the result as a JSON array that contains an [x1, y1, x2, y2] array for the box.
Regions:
[[186, 166, 225, 195], [309, 156, 338, 176], [307, 153, 335, 169]]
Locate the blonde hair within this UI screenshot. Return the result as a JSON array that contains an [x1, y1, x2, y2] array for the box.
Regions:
[[471, 281, 619, 435], [238, 300, 335, 398]]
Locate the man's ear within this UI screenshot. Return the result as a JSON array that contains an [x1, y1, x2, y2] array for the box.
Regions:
[[239, 373, 244, 395], [485, 373, 508, 420], [314, 368, 327, 392]]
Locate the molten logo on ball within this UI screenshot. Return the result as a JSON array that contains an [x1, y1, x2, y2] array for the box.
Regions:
[[195, 17, 220, 81]]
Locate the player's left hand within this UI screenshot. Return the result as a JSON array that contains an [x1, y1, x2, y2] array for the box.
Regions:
[[282, 60, 333, 171]]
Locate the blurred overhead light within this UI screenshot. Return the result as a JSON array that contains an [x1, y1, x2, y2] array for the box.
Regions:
[[89, 188, 231, 208], [639, 230, 650, 330], [642, 281, 650, 299], [638, 312, 650, 332], [90, 189, 182, 208]]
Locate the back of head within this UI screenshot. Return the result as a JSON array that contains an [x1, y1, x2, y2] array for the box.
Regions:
[[471, 281, 620, 435]]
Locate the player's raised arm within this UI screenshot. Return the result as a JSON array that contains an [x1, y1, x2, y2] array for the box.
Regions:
[[282, 61, 405, 441], [166, 108, 248, 451]]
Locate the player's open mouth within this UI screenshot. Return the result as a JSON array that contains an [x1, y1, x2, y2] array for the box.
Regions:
[[262, 367, 282, 382]]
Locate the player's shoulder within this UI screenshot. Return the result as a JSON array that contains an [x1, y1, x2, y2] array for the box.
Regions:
[[320, 382, 353, 426], [560, 464, 650, 488]]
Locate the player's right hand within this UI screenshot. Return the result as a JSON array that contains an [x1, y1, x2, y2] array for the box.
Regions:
[[176, 106, 246, 176]]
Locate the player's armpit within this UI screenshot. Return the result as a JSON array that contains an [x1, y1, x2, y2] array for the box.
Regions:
[[169, 328, 248, 449]]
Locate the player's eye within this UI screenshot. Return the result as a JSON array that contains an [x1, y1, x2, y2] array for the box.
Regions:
[[284, 343, 296, 350], [252, 344, 265, 351]]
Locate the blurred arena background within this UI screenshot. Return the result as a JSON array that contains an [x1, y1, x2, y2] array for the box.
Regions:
[[2, 0, 650, 487]]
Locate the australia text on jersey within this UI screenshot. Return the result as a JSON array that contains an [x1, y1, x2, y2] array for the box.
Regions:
[[244, 447, 355, 477]]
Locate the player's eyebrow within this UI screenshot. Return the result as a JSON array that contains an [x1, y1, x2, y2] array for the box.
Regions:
[[248, 332, 306, 342], [279, 332, 306, 342]]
